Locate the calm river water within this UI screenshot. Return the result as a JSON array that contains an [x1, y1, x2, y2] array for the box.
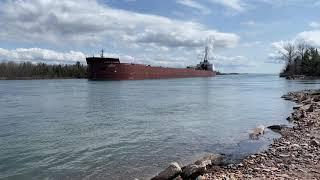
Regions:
[[1, 74, 320, 180]]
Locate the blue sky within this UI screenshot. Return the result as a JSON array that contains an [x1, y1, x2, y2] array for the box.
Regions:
[[0, 0, 320, 73]]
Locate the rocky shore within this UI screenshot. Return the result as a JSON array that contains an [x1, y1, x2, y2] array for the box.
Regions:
[[152, 89, 320, 180], [283, 75, 320, 80]]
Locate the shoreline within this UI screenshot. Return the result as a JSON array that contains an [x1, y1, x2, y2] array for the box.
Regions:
[[151, 89, 320, 180], [203, 89, 320, 179], [281, 75, 320, 80]]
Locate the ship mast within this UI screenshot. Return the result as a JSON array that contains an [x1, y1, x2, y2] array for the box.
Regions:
[[101, 49, 104, 58], [203, 46, 209, 62], [203, 36, 215, 63]]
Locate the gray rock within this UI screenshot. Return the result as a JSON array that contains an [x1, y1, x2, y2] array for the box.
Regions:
[[151, 162, 182, 180], [313, 95, 320, 102], [310, 139, 320, 147], [172, 176, 183, 180], [249, 125, 265, 140], [181, 164, 206, 180], [293, 105, 303, 109], [300, 104, 314, 112], [289, 144, 300, 149], [277, 174, 290, 178], [262, 168, 271, 172], [279, 154, 290, 158], [267, 124, 287, 132], [196, 175, 205, 180], [311, 91, 320, 96], [281, 95, 293, 101], [253, 167, 261, 172], [194, 154, 224, 166]]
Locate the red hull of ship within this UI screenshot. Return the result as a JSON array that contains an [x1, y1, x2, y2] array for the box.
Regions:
[[87, 63, 216, 80]]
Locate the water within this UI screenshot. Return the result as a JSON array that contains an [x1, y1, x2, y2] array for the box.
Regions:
[[1, 74, 320, 180]]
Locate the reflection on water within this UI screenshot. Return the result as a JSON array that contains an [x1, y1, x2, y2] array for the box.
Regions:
[[1, 74, 320, 180]]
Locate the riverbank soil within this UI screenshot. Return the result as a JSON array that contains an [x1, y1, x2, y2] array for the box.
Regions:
[[203, 90, 320, 180]]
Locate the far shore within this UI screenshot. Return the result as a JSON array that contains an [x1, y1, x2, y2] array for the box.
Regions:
[[216, 72, 241, 75], [0, 77, 86, 80]]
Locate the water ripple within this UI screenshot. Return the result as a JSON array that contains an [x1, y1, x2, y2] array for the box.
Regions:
[[1, 76, 320, 179]]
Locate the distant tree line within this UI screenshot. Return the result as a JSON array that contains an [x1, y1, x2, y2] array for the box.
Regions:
[[278, 41, 320, 77], [0, 61, 87, 79]]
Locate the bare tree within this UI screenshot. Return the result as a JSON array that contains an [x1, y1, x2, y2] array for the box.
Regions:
[[297, 40, 310, 60], [278, 42, 297, 65]]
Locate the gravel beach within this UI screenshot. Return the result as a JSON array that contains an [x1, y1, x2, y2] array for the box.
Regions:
[[202, 89, 320, 180]]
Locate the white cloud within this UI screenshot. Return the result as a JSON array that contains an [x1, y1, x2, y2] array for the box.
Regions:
[[241, 20, 256, 26], [269, 29, 320, 63], [0, 0, 249, 72], [0, 47, 140, 64], [179, 0, 320, 13], [309, 21, 320, 29], [0, 47, 252, 73], [266, 52, 284, 64], [259, 0, 319, 7], [268, 31, 320, 64], [205, 0, 320, 12], [241, 41, 261, 47], [0, 48, 86, 64], [214, 54, 254, 68], [208, 0, 245, 12], [270, 41, 292, 53], [265, 40, 293, 64], [0, 0, 239, 49], [296, 30, 320, 47], [176, 0, 211, 14], [266, 41, 288, 64]]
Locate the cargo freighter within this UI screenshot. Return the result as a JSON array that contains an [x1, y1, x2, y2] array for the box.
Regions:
[[86, 48, 216, 80]]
